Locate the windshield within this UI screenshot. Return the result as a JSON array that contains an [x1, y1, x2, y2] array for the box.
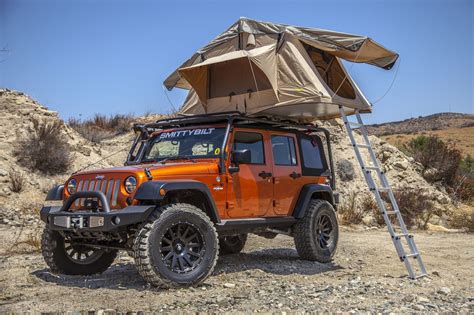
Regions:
[[143, 127, 226, 162]]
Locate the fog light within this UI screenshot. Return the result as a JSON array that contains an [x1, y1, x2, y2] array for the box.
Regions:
[[112, 216, 121, 225]]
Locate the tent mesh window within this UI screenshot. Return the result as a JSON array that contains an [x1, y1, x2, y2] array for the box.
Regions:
[[303, 44, 356, 100]]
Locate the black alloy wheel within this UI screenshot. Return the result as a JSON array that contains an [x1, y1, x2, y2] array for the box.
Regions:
[[315, 214, 335, 250], [160, 222, 205, 274]]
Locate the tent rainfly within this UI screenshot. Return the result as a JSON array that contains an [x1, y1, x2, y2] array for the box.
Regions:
[[164, 17, 399, 121]]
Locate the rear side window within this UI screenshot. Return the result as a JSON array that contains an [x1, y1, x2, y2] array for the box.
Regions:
[[300, 137, 327, 175], [233, 132, 265, 164], [271, 135, 297, 166]]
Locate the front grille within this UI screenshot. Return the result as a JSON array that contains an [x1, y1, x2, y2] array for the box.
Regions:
[[74, 178, 122, 209]]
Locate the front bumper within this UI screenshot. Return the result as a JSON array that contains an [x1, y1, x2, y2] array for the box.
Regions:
[[40, 191, 155, 232]]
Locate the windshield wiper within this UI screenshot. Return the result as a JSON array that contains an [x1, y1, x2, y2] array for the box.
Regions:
[[159, 156, 196, 164]]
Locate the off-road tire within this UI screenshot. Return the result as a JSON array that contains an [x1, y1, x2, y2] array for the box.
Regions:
[[134, 203, 219, 288], [219, 234, 247, 255], [293, 199, 339, 262], [41, 228, 117, 275]]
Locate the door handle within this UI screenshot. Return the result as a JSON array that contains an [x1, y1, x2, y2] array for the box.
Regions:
[[258, 171, 272, 179], [290, 171, 301, 179]]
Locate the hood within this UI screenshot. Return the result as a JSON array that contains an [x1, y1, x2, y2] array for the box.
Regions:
[[74, 160, 219, 179]]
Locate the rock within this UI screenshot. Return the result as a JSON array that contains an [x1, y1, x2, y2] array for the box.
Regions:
[[432, 270, 441, 277], [337, 159, 355, 181], [393, 159, 409, 171], [438, 287, 451, 295], [413, 304, 425, 311], [0, 168, 8, 176], [418, 296, 430, 303], [223, 283, 236, 288]]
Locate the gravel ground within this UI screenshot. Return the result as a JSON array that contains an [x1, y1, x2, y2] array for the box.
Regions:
[[0, 225, 472, 313]]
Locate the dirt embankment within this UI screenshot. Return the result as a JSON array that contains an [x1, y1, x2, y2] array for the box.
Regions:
[[0, 226, 472, 313]]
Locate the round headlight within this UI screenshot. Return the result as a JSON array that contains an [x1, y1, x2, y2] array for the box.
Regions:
[[124, 176, 137, 194], [67, 179, 77, 194]]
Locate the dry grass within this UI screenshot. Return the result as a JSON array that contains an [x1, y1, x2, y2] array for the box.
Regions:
[[338, 192, 366, 225], [8, 168, 26, 193], [68, 113, 135, 143], [449, 206, 474, 232], [382, 126, 474, 157]]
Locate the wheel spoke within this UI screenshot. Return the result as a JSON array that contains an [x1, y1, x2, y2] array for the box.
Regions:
[[183, 254, 193, 267], [177, 257, 184, 271], [171, 255, 177, 269], [188, 250, 201, 258], [163, 251, 173, 261], [162, 236, 172, 245], [161, 245, 172, 252]]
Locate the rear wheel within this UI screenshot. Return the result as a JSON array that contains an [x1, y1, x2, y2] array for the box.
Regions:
[[41, 228, 117, 275], [293, 199, 338, 262], [219, 234, 247, 255], [134, 203, 219, 288]]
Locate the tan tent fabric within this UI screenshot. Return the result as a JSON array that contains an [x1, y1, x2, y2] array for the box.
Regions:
[[165, 18, 398, 121], [178, 44, 279, 107]]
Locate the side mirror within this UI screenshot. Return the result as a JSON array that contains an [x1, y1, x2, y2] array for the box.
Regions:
[[229, 149, 251, 174], [232, 149, 251, 165]]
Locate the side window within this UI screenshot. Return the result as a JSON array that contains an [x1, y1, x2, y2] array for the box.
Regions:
[[233, 132, 265, 164], [271, 135, 297, 166], [301, 138, 325, 170]]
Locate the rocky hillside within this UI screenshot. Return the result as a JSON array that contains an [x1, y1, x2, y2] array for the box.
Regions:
[[366, 113, 474, 136], [0, 89, 456, 228]]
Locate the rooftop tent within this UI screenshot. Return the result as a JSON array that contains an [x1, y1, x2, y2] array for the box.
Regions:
[[164, 18, 399, 121]]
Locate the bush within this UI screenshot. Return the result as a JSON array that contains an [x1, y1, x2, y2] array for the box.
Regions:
[[449, 206, 474, 232], [360, 194, 385, 225], [338, 192, 365, 225], [14, 119, 71, 175], [68, 113, 134, 143], [404, 135, 462, 185], [382, 189, 438, 229], [8, 168, 26, 193]]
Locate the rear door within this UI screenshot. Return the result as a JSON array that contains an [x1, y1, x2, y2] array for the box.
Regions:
[[270, 132, 303, 215], [226, 129, 273, 218]]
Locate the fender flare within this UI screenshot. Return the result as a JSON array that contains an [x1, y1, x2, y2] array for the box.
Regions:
[[134, 180, 220, 223], [292, 184, 335, 219], [45, 185, 64, 201]]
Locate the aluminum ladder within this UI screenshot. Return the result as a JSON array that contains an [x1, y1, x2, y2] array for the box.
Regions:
[[339, 106, 427, 279]]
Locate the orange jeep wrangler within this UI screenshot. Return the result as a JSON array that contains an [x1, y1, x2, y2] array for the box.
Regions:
[[40, 112, 339, 287]]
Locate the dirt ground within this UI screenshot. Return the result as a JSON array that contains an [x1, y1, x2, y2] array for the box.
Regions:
[[0, 225, 472, 313]]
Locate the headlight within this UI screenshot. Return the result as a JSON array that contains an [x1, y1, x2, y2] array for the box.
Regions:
[[67, 179, 77, 194], [124, 176, 137, 194]]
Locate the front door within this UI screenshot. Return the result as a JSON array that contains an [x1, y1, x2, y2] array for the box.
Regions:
[[270, 133, 303, 215], [226, 130, 273, 218]]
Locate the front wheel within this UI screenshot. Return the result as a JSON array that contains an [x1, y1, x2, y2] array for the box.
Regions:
[[134, 203, 219, 288], [41, 229, 117, 275], [293, 199, 339, 262]]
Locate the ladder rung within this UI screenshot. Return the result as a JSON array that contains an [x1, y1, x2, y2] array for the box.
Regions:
[[385, 210, 399, 215], [393, 233, 410, 239], [376, 187, 391, 192], [404, 253, 419, 258], [355, 144, 371, 148], [412, 273, 428, 279], [348, 122, 364, 127], [364, 166, 380, 170]]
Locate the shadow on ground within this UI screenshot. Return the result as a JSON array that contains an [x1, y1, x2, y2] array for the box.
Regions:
[[32, 247, 343, 291]]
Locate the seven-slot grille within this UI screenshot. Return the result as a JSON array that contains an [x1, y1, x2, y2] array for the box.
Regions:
[[73, 178, 121, 209]]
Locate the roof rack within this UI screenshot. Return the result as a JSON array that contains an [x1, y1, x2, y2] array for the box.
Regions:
[[142, 111, 319, 132]]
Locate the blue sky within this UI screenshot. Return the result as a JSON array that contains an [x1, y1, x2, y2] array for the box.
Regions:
[[0, 0, 472, 124]]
